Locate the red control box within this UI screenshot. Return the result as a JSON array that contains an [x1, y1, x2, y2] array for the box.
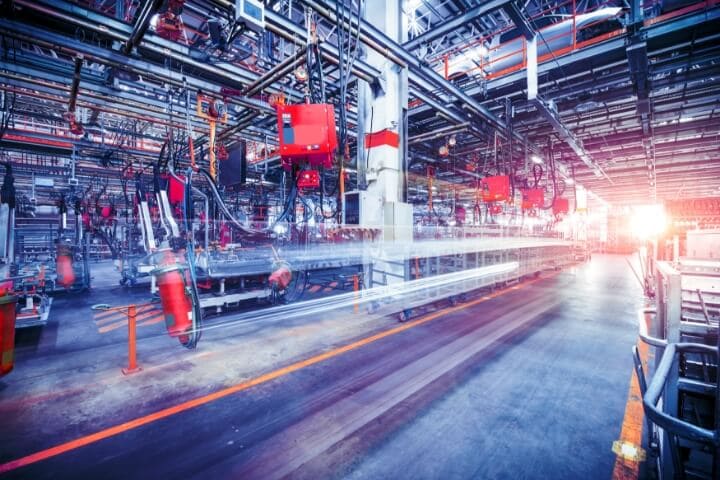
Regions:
[[521, 188, 544, 210], [552, 197, 569, 216], [297, 170, 320, 189], [489, 204, 503, 215], [277, 103, 337, 170], [481, 175, 511, 203]]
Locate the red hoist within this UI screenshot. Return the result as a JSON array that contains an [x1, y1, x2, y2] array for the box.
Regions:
[[480, 175, 511, 215], [276, 102, 338, 189], [552, 197, 570, 217], [521, 188, 544, 216]]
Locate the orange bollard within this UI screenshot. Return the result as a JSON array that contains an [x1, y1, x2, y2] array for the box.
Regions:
[[353, 274, 359, 314], [122, 305, 141, 375]]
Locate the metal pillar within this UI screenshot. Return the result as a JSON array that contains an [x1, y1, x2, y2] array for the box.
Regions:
[[360, 0, 407, 209]]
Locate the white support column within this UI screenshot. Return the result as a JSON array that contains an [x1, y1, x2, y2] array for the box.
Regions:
[[355, 0, 413, 292], [357, 0, 410, 236]]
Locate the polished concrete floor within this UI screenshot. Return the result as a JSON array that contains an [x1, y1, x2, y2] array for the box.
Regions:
[[0, 254, 644, 479]]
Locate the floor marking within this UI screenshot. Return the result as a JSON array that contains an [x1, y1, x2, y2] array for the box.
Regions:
[[612, 338, 649, 479], [0, 272, 560, 474], [138, 314, 164, 327], [93, 306, 156, 324], [97, 320, 128, 334], [96, 309, 164, 334]]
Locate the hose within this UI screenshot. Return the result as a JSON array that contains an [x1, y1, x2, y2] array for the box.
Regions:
[[197, 167, 297, 237]]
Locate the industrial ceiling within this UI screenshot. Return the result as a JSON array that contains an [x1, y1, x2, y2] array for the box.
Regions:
[[0, 0, 718, 208]]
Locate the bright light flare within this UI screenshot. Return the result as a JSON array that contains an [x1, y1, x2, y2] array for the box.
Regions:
[[631, 204, 667, 240]]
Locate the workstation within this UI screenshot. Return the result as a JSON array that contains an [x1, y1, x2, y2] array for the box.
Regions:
[[0, 0, 718, 478]]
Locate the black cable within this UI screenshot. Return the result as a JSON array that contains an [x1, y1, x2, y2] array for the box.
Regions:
[[365, 106, 373, 174], [532, 163, 543, 188]]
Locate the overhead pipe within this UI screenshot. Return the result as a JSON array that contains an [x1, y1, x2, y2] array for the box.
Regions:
[[403, 0, 510, 51], [409, 89, 467, 125], [300, 0, 510, 136], [123, 0, 165, 55], [202, 0, 381, 84], [261, 8, 381, 84], [9, 0, 357, 132], [243, 46, 308, 96], [409, 123, 469, 144], [410, 89, 490, 142], [14, 1, 303, 99], [0, 18, 276, 147], [15, 0, 357, 130]]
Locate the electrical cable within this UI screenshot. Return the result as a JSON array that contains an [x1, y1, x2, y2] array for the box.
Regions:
[[532, 163, 543, 188], [181, 169, 202, 349]]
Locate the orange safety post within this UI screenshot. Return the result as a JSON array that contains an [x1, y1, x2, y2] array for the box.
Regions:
[[353, 274, 359, 314], [122, 304, 141, 375]]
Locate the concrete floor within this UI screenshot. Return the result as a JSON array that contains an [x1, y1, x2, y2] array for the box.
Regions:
[[0, 254, 643, 479]]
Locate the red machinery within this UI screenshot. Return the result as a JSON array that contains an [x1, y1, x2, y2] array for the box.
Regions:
[[552, 197, 570, 216], [297, 169, 320, 189], [155, 0, 186, 42], [154, 251, 194, 346], [521, 188, 544, 211], [489, 204, 504, 215], [276, 103, 337, 170], [269, 264, 292, 291], [56, 243, 76, 289], [481, 175, 511, 203], [162, 174, 186, 204], [455, 205, 467, 225], [0, 289, 17, 377]]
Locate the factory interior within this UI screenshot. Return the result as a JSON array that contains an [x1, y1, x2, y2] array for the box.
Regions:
[[0, 0, 718, 478]]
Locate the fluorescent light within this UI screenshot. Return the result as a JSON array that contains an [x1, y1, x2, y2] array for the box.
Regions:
[[531, 154, 543, 164]]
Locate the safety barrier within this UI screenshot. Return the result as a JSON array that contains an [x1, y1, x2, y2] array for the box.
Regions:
[[636, 257, 720, 478], [91, 302, 153, 375], [634, 341, 719, 479]]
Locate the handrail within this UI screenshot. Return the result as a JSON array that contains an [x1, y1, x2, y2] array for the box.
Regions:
[[638, 307, 667, 348], [656, 260, 680, 278], [643, 342, 719, 445]]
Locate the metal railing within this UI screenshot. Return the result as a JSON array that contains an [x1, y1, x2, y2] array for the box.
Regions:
[[637, 257, 720, 479], [635, 341, 719, 479]]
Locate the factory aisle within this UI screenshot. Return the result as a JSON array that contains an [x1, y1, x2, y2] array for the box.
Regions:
[[0, 255, 643, 479]]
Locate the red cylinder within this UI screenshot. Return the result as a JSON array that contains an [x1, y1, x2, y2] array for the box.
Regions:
[[0, 293, 18, 377], [56, 245, 76, 288], [219, 222, 231, 248], [155, 254, 193, 341], [269, 266, 292, 290]]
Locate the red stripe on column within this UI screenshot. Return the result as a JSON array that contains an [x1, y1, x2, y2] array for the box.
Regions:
[[365, 129, 399, 148]]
